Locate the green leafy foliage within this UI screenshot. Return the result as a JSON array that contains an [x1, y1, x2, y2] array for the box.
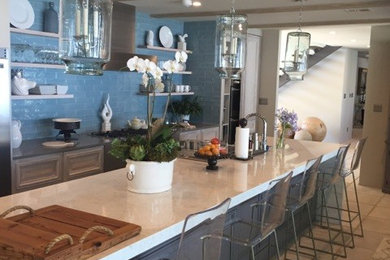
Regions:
[[169, 96, 202, 116], [109, 125, 180, 162]]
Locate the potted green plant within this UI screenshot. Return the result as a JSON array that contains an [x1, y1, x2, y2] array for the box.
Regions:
[[109, 56, 182, 193], [169, 97, 202, 122]]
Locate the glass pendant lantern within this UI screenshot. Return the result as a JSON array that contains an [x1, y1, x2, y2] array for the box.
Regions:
[[283, 0, 311, 80], [283, 31, 311, 80], [59, 0, 113, 76], [214, 3, 247, 79]]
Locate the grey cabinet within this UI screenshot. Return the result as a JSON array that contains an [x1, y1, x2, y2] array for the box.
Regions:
[[12, 146, 104, 193], [13, 153, 63, 193], [64, 146, 104, 180]]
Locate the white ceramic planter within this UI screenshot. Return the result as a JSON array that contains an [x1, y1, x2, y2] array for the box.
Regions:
[[126, 159, 176, 193]]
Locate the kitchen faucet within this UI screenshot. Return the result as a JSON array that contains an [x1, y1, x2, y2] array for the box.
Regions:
[[244, 113, 268, 152]]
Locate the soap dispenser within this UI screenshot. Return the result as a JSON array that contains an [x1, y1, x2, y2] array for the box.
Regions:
[[234, 118, 250, 159]]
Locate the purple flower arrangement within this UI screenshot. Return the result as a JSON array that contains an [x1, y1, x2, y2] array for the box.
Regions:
[[276, 108, 298, 131], [275, 108, 298, 148]]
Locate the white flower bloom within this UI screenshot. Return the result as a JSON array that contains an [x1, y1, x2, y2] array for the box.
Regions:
[[142, 73, 149, 86], [155, 67, 163, 80], [155, 78, 165, 92], [163, 60, 180, 74], [127, 56, 139, 71], [146, 61, 157, 78], [127, 56, 147, 73], [175, 51, 188, 63]]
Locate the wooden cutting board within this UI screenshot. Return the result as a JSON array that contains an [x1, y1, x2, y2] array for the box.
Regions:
[[0, 205, 141, 259]]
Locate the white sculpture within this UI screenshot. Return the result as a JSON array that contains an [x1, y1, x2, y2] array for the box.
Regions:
[[177, 34, 188, 50], [11, 71, 36, 96], [101, 94, 113, 132], [146, 30, 154, 46]]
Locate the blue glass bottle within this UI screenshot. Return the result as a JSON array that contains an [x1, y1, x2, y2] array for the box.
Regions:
[[43, 2, 58, 33]]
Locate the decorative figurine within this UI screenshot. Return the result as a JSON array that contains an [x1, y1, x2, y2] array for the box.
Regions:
[[101, 94, 113, 133], [11, 70, 36, 96], [177, 33, 188, 50], [146, 30, 154, 46]]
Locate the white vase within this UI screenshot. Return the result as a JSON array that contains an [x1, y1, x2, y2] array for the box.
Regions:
[[12, 120, 22, 148], [146, 30, 154, 46], [126, 159, 176, 193]]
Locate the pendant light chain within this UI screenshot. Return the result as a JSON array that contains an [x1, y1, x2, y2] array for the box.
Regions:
[[298, 0, 303, 32]]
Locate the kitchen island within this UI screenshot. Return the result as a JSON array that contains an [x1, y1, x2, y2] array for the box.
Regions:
[[0, 139, 341, 259]]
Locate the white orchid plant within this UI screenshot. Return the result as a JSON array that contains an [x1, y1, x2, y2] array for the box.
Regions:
[[109, 51, 189, 163]]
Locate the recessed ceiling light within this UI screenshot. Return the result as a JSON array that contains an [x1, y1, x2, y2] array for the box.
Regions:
[[367, 44, 370, 48], [351, 39, 357, 43], [329, 31, 336, 35], [192, 1, 202, 7]]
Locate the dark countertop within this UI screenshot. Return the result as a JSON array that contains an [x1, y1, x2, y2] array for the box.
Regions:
[[12, 135, 110, 160], [12, 124, 219, 160]]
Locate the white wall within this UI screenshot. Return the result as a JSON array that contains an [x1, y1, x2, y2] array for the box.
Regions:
[[0, 0, 10, 47], [360, 25, 390, 188], [278, 48, 357, 143]]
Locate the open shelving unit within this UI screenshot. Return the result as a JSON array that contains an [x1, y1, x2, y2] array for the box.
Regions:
[[138, 45, 192, 54], [11, 62, 64, 69], [137, 92, 194, 97], [10, 28, 59, 38], [11, 94, 74, 100]]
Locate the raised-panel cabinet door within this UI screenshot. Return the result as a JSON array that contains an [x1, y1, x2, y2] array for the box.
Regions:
[[13, 153, 63, 193], [63, 146, 104, 180]]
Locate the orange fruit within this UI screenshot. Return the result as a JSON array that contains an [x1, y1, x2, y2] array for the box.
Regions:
[[205, 151, 213, 156], [211, 148, 220, 156]]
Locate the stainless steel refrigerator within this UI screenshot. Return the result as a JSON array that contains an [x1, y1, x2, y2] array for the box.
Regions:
[[0, 0, 12, 197]]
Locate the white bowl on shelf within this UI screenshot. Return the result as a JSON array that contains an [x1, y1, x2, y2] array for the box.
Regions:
[[56, 85, 68, 95]]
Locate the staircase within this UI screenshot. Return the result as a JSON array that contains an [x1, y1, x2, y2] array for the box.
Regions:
[[279, 45, 342, 88]]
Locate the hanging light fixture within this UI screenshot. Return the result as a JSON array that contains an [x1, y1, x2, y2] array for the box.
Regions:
[[283, 0, 311, 81], [214, 0, 248, 79], [59, 0, 113, 76]]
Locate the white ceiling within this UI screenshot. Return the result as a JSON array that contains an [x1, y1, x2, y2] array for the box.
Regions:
[[281, 24, 372, 50], [121, 0, 388, 50], [121, 0, 390, 28]]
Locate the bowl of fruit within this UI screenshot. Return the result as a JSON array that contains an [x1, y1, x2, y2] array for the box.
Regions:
[[194, 138, 229, 170]]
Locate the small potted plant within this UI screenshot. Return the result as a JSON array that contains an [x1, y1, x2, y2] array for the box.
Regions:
[[110, 55, 182, 194], [169, 97, 202, 122]]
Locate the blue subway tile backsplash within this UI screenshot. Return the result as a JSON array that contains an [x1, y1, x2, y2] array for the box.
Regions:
[[11, 1, 186, 140]]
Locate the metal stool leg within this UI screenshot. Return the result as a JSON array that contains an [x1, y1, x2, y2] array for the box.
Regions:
[[323, 189, 336, 260], [333, 184, 348, 257], [306, 201, 318, 259], [342, 178, 355, 248], [273, 230, 281, 260], [290, 210, 300, 260], [352, 171, 364, 237]]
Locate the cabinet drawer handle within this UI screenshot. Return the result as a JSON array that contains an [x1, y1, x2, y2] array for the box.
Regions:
[[0, 205, 34, 218]]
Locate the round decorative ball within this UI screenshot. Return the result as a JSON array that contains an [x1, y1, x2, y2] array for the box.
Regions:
[[301, 117, 327, 141], [294, 129, 313, 141]]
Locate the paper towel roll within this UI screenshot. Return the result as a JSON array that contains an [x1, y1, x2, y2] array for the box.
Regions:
[[235, 127, 250, 159]]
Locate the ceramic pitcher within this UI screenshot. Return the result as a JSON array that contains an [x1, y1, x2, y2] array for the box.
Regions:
[[12, 120, 22, 148]]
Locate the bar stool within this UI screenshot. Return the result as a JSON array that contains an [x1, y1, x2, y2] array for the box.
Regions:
[[325, 137, 367, 249], [175, 198, 231, 260], [284, 156, 323, 260], [312, 145, 350, 259], [219, 171, 293, 260]]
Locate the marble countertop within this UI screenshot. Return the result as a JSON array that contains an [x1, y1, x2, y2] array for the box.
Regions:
[[0, 138, 341, 259]]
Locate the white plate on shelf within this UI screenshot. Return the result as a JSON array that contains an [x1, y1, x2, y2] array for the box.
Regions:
[[159, 26, 173, 48], [10, 0, 35, 29]]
